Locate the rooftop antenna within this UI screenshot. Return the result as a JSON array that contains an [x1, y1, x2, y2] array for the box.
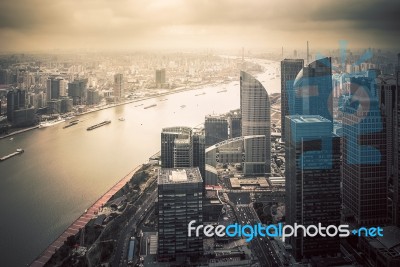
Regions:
[[307, 41, 309, 65]]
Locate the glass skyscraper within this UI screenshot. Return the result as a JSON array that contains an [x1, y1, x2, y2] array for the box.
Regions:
[[157, 168, 203, 262], [281, 59, 304, 142], [291, 57, 333, 131], [285, 115, 341, 260], [204, 115, 229, 147], [342, 77, 387, 226], [161, 126, 205, 179], [240, 71, 271, 175]]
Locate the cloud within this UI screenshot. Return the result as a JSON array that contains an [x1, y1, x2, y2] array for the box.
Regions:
[[0, 0, 398, 51]]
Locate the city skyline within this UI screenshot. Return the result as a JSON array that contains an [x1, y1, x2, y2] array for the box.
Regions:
[[1, 0, 399, 52], [1, 1, 400, 265]]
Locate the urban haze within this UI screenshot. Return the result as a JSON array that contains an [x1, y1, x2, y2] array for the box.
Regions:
[[0, 1, 400, 267]]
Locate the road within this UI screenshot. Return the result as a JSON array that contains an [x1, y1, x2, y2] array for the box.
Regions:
[[235, 205, 282, 267], [111, 187, 158, 267]]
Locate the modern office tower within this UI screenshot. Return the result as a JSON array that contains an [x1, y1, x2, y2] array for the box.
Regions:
[[0, 69, 11, 84], [291, 57, 333, 131], [342, 77, 387, 226], [68, 78, 88, 105], [377, 74, 400, 225], [174, 136, 191, 168], [229, 114, 242, 138], [240, 71, 271, 175], [242, 135, 267, 176], [7, 89, 26, 120], [6, 89, 35, 126], [47, 99, 62, 114], [46, 77, 66, 101], [87, 89, 101, 105], [161, 127, 192, 168], [113, 73, 124, 101], [60, 97, 73, 114], [281, 59, 304, 142], [157, 168, 203, 262], [191, 132, 206, 179], [156, 68, 166, 85], [396, 66, 400, 227], [204, 115, 229, 147], [285, 115, 341, 260], [161, 127, 206, 179]]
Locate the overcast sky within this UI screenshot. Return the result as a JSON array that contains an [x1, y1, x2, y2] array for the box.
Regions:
[[0, 0, 399, 52]]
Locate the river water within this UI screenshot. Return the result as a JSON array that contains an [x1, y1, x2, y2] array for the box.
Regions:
[[0, 59, 280, 266]]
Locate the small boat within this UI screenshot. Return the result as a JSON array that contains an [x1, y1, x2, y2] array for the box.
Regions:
[[217, 89, 227, 93], [119, 117, 125, 121], [63, 121, 79, 129], [144, 104, 157, 109], [9, 138, 13, 141], [180, 105, 186, 108], [134, 104, 144, 107]]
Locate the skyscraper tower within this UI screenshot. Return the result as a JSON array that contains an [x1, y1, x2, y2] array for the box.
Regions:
[[280, 59, 304, 142], [161, 127, 192, 168], [156, 69, 166, 86], [285, 115, 341, 260], [46, 77, 66, 101], [7, 89, 26, 121], [240, 71, 271, 175], [377, 75, 397, 224], [161, 127, 205, 179], [113, 73, 124, 101], [68, 78, 88, 105], [157, 168, 203, 262], [190, 131, 206, 179], [291, 57, 333, 131], [342, 77, 387, 226]]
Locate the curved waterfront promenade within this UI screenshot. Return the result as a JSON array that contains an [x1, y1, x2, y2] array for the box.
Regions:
[[29, 165, 142, 267]]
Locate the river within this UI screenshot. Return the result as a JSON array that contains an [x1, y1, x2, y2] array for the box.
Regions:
[[0, 59, 280, 266]]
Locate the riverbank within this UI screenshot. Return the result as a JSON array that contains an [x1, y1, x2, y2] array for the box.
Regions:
[[0, 125, 39, 140], [0, 81, 231, 140], [29, 164, 143, 267]]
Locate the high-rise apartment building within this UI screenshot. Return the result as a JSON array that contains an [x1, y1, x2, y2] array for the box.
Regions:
[[240, 71, 271, 175], [281, 59, 304, 142], [157, 168, 203, 262], [285, 115, 341, 260]]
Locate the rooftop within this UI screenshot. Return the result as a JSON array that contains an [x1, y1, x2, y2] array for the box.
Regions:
[[158, 167, 203, 185], [289, 115, 331, 124]]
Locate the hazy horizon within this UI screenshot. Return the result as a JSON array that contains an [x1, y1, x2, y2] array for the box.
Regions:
[[0, 0, 399, 53]]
